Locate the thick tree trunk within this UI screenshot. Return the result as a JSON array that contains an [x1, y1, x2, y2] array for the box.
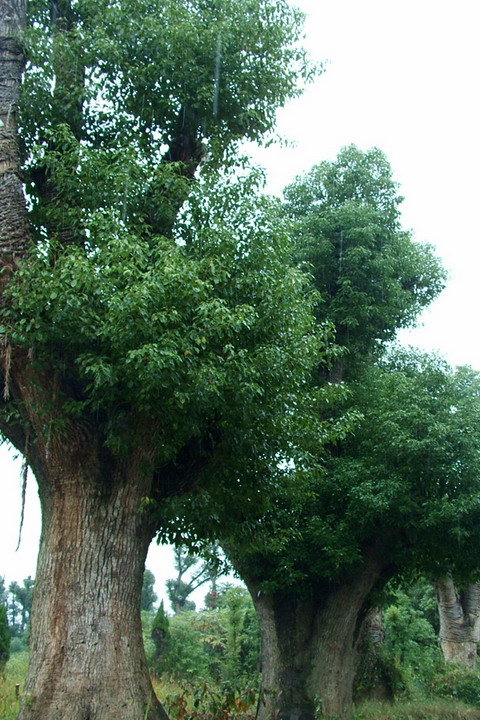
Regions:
[[17, 440, 166, 720], [354, 607, 392, 703], [436, 578, 480, 668], [247, 548, 387, 720], [17, 433, 168, 720]]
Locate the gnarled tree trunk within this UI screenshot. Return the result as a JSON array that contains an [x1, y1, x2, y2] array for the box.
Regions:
[[246, 546, 388, 720], [436, 578, 480, 668], [19, 440, 166, 720]]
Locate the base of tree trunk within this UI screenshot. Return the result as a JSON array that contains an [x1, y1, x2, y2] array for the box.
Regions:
[[17, 449, 168, 720], [247, 546, 388, 720]]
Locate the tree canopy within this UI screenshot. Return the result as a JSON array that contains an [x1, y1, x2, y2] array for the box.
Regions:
[[284, 145, 445, 375]]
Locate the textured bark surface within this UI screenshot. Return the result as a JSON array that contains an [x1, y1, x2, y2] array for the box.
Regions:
[[247, 547, 388, 720], [354, 608, 392, 703], [11, 385, 168, 720], [436, 578, 480, 668], [0, 0, 29, 269], [249, 582, 314, 720]]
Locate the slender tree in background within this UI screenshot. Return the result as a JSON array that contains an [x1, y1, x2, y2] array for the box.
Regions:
[[166, 544, 221, 613], [6, 575, 34, 642], [141, 570, 158, 613], [0, 603, 10, 674], [0, 1, 323, 718], [151, 601, 170, 669]]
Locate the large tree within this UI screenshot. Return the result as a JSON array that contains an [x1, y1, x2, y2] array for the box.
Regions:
[[228, 355, 480, 720], [165, 148, 450, 719], [0, 2, 322, 718]]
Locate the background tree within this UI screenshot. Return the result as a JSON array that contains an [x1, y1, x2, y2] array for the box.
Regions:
[[166, 544, 221, 613], [141, 570, 158, 613], [435, 579, 480, 668], [228, 353, 480, 720], [151, 601, 170, 672], [154, 585, 259, 685], [162, 147, 448, 719], [0, 1, 321, 718], [0, 593, 9, 674], [5, 576, 34, 653]]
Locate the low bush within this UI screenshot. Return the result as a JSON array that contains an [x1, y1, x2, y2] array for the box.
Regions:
[[430, 666, 480, 707]]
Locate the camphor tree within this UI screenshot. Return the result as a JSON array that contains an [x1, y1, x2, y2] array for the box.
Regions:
[[230, 353, 480, 720], [166, 147, 450, 719], [0, 1, 323, 718], [211, 148, 453, 719]]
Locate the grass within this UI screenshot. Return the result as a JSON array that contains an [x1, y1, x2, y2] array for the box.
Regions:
[[355, 698, 480, 720], [0, 652, 28, 720], [2, 657, 480, 720]]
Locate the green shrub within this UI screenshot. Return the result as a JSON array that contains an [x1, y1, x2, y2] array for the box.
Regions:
[[431, 665, 480, 707]]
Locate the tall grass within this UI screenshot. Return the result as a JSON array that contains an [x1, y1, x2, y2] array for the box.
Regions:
[[3, 655, 480, 720], [355, 699, 480, 720], [0, 652, 28, 720]]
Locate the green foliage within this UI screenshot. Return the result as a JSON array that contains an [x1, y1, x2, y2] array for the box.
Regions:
[[339, 355, 480, 578], [431, 666, 480, 707], [2, 169, 323, 474], [151, 601, 170, 665], [20, 0, 319, 245], [1, 0, 327, 515], [284, 145, 446, 373], [155, 586, 259, 685], [158, 678, 258, 720], [5, 577, 34, 651], [22, 0, 316, 150], [0, 652, 29, 720], [142, 570, 158, 612], [0, 604, 10, 673], [382, 588, 440, 695], [355, 698, 480, 720]]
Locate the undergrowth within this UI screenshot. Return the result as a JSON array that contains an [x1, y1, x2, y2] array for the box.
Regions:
[[0, 652, 28, 720], [355, 698, 480, 720]]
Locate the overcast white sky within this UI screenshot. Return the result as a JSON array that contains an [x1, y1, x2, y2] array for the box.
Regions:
[[1, 0, 479, 607]]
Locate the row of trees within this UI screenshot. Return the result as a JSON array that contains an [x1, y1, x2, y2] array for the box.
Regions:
[[0, 576, 34, 653], [1, 1, 480, 719]]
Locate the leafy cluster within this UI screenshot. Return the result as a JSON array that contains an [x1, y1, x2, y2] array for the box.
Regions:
[[2, 168, 323, 469], [284, 145, 446, 370], [149, 585, 260, 685]]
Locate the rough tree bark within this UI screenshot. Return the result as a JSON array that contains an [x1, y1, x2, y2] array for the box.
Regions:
[[245, 546, 388, 720], [436, 578, 480, 668], [354, 608, 392, 703], [0, 0, 29, 264], [18, 422, 167, 720]]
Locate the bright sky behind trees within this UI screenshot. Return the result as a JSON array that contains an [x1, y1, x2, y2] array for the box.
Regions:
[[1, 0, 479, 602]]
